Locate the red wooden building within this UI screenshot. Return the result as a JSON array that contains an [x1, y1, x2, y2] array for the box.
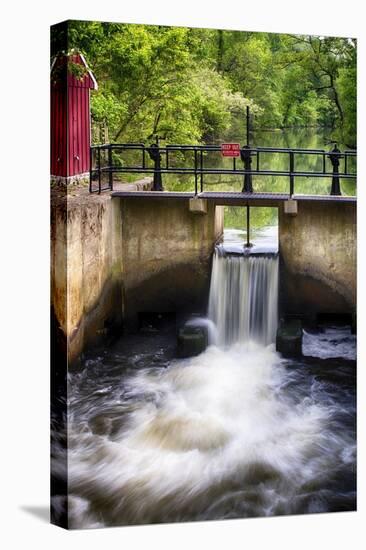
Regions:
[[51, 52, 97, 181]]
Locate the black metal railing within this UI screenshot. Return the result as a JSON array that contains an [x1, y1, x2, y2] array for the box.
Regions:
[[89, 142, 357, 196]]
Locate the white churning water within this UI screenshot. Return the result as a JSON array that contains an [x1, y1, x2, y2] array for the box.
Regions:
[[68, 343, 353, 528], [63, 229, 355, 528]]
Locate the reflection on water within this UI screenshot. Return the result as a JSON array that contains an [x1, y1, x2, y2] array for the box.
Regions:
[[220, 226, 278, 254], [164, 128, 356, 196]]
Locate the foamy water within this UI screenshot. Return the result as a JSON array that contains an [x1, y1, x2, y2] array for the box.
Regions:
[[64, 337, 355, 528], [56, 227, 355, 528], [303, 327, 356, 361]]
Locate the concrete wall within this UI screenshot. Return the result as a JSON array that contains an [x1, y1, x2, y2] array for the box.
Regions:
[[51, 182, 355, 366], [279, 200, 356, 319], [51, 186, 223, 366], [51, 186, 124, 366], [119, 198, 223, 328]]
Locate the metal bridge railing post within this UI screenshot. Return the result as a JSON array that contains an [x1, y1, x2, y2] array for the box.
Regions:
[[328, 145, 342, 196], [194, 149, 198, 195], [200, 149, 204, 193], [240, 146, 253, 193], [147, 140, 164, 191], [289, 151, 295, 196], [108, 145, 113, 191], [88, 141, 356, 196], [89, 147, 93, 193], [97, 146, 101, 194]]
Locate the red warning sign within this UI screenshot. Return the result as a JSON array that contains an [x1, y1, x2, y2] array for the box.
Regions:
[[221, 143, 241, 157]]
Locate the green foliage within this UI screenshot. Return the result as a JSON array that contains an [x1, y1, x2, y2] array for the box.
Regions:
[[57, 22, 356, 147], [64, 22, 257, 144], [275, 35, 356, 144], [91, 91, 128, 128], [224, 206, 277, 231], [336, 67, 357, 147]]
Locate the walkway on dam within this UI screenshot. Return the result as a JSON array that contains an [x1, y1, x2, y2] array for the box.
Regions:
[[111, 190, 356, 207]]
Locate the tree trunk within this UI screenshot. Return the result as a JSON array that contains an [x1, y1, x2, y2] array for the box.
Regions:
[[331, 78, 344, 123], [217, 30, 224, 72]]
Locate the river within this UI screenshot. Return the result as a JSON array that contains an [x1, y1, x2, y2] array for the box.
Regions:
[[52, 127, 356, 529], [164, 127, 356, 198], [64, 319, 356, 528], [59, 222, 356, 528]]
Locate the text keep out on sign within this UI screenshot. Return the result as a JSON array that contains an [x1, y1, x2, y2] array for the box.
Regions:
[[221, 143, 240, 157]]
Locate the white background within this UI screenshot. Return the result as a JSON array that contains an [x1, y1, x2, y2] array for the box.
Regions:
[[0, 0, 364, 548]]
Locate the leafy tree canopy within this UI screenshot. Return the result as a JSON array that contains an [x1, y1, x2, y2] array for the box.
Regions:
[[51, 22, 356, 147]]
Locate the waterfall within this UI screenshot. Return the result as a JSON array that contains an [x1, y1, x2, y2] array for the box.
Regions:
[[208, 247, 278, 346], [65, 239, 356, 529]]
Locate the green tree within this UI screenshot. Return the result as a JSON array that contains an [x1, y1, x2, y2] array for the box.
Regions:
[[52, 22, 356, 147]]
